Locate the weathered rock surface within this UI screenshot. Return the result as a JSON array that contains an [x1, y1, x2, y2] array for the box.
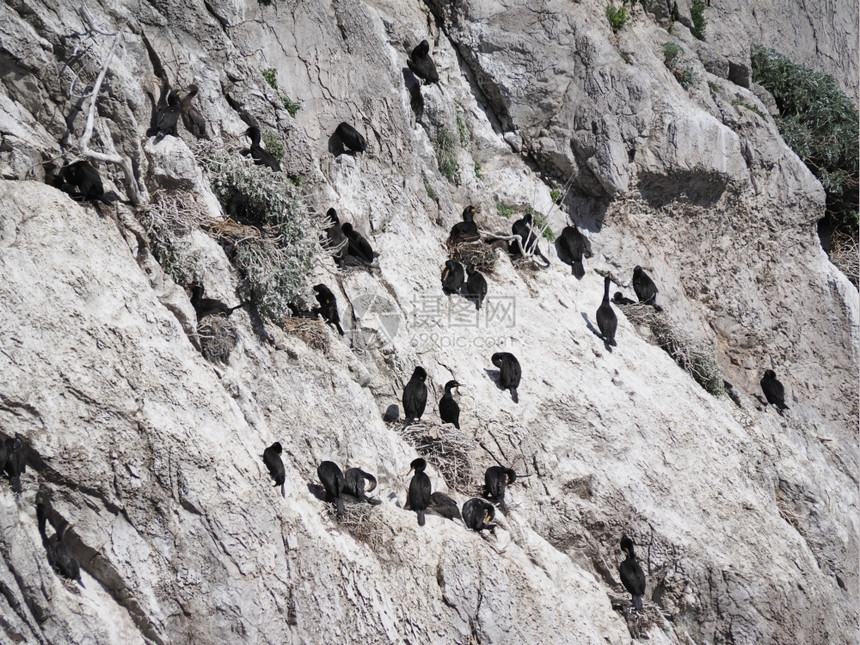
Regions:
[[0, 0, 856, 643]]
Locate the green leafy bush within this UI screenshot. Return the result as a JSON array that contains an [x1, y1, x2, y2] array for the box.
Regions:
[[690, 0, 706, 40], [281, 95, 301, 118], [731, 98, 767, 120], [262, 68, 278, 90], [262, 68, 301, 118], [207, 154, 322, 322], [663, 42, 681, 68], [497, 204, 514, 219], [606, 4, 629, 33], [751, 45, 858, 267], [474, 162, 483, 180], [261, 132, 285, 161], [663, 42, 697, 89]]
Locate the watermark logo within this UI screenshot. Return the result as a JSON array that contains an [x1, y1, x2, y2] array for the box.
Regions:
[[352, 290, 400, 347]]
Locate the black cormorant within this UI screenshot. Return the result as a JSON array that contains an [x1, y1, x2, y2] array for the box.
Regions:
[[632, 266, 660, 309], [491, 352, 521, 403], [57, 160, 104, 202], [189, 283, 245, 321], [335, 122, 367, 153], [4, 437, 26, 493], [427, 491, 461, 521], [439, 380, 461, 429], [245, 126, 282, 172], [313, 284, 345, 335], [318, 461, 346, 519], [323, 208, 348, 262], [448, 205, 480, 244], [343, 467, 381, 505], [462, 498, 496, 532], [340, 223, 377, 265], [153, 89, 182, 139], [760, 370, 789, 413], [402, 366, 428, 423], [180, 84, 208, 139], [612, 292, 636, 306], [441, 260, 465, 295], [557, 225, 592, 279], [407, 458, 432, 526], [466, 265, 488, 310], [596, 276, 618, 347], [37, 503, 80, 581], [483, 466, 516, 512], [263, 442, 286, 498], [407, 40, 440, 85], [510, 213, 549, 264], [619, 535, 646, 611]]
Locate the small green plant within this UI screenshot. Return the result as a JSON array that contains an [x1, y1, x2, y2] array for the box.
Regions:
[[262, 68, 278, 90], [206, 153, 323, 322], [423, 175, 437, 200], [606, 4, 629, 33], [550, 189, 562, 204], [457, 115, 468, 147], [674, 67, 697, 89], [281, 95, 301, 118], [261, 132, 285, 161], [474, 162, 483, 180], [707, 81, 720, 94], [497, 204, 514, 219], [731, 98, 767, 120], [663, 42, 681, 68], [751, 45, 858, 271], [433, 127, 460, 183], [690, 0, 706, 40], [532, 212, 556, 242], [620, 51, 631, 64]]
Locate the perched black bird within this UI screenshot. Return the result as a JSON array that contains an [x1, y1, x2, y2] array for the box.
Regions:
[[57, 160, 104, 202], [323, 208, 348, 261], [448, 205, 480, 244], [343, 467, 381, 505], [262, 442, 286, 498], [189, 283, 244, 321], [180, 84, 208, 139], [407, 39, 440, 85], [462, 498, 496, 533], [340, 223, 377, 265], [4, 437, 26, 493], [335, 122, 367, 154], [510, 213, 549, 264], [483, 466, 517, 512], [557, 225, 592, 279], [153, 89, 182, 139], [441, 260, 465, 295], [245, 126, 282, 172], [313, 284, 345, 335], [37, 504, 80, 582], [466, 265, 488, 310], [402, 366, 428, 423], [632, 266, 660, 309], [427, 491, 462, 521], [596, 276, 618, 347], [407, 457, 432, 526], [760, 370, 789, 413], [318, 461, 346, 519], [491, 352, 521, 403], [612, 292, 636, 306], [619, 535, 646, 611], [439, 380, 461, 429]]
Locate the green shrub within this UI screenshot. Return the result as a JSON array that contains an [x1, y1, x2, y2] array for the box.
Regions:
[[474, 162, 483, 180], [751, 46, 859, 264], [433, 127, 459, 183], [606, 4, 629, 33], [731, 98, 767, 120], [497, 203, 514, 219], [261, 132, 285, 161], [663, 42, 681, 68], [663, 42, 696, 89], [550, 189, 562, 204], [690, 0, 706, 40], [207, 154, 322, 322], [262, 68, 278, 90], [142, 190, 209, 284], [707, 81, 720, 94], [281, 95, 301, 118], [423, 174, 437, 199]]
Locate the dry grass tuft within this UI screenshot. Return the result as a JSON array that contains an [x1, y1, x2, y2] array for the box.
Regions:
[[141, 190, 212, 282], [447, 240, 497, 272], [398, 421, 477, 491], [830, 234, 859, 287], [197, 315, 239, 364], [281, 316, 329, 351], [775, 487, 803, 533], [325, 502, 385, 549], [619, 303, 724, 395]]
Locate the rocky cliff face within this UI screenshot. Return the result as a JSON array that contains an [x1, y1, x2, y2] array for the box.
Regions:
[[0, 0, 857, 643]]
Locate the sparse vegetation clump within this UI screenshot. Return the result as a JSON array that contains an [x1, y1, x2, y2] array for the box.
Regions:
[[731, 98, 767, 120], [526, 207, 556, 242], [620, 303, 725, 395], [261, 67, 302, 118], [433, 127, 460, 183], [141, 190, 210, 283], [205, 152, 323, 323], [261, 132, 285, 161], [497, 203, 514, 219], [606, 4, 629, 33], [198, 315, 239, 364], [751, 46, 859, 281], [663, 42, 697, 89], [690, 0, 706, 40]]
